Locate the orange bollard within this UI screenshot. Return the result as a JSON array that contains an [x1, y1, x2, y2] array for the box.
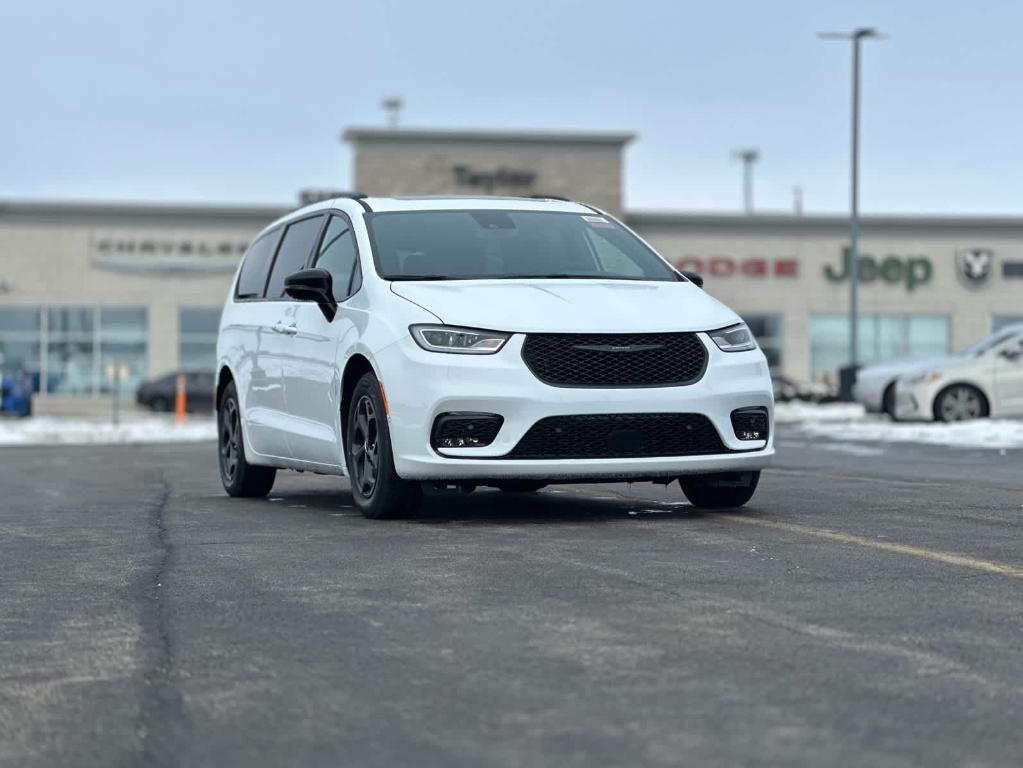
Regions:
[[175, 372, 186, 424]]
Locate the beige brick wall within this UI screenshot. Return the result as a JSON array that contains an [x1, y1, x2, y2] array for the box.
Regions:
[[632, 224, 1023, 380]]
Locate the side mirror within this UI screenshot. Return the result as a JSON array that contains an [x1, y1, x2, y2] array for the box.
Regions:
[[999, 345, 1021, 361], [679, 269, 704, 288], [284, 268, 337, 321]]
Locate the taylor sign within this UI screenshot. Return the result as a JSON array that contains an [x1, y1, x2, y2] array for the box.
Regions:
[[824, 248, 933, 291]]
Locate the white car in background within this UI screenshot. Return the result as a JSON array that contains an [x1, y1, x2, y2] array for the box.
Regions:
[[855, 326, 1023, 418], [854, 355, 948, 416], [894, 324, 1023, 422], [215, 195, 774, 518]]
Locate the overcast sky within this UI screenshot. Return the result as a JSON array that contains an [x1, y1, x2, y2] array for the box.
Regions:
[[3, 0, 1021, 214]]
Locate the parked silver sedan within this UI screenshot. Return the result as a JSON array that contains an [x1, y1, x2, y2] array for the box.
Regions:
[[894, 324, 1023, 422]]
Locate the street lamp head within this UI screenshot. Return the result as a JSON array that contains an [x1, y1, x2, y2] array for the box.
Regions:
[[732, 148, 760, 163], [818, 28, 885, 41]]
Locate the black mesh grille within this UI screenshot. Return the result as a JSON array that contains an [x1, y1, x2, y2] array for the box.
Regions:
[[730, 408, 769, 441], [505, 413, 730, 459], [521, 333, 707, 387]]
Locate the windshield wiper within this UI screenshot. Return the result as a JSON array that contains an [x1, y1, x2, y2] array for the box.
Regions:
[[387, 275, 456, 281], [496, 274, 621, 280]]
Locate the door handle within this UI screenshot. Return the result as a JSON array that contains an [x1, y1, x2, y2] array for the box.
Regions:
[[272, 321, 298, 335]]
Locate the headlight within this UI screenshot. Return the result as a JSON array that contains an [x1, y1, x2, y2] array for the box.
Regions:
[[708, 323, 757, 353], [410, 325, 510, 354]]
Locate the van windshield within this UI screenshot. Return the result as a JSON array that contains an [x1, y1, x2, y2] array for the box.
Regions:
[[366, 210, 679, 282]]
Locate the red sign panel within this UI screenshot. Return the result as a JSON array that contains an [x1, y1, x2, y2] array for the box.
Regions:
[[673, 257, 799, 278]]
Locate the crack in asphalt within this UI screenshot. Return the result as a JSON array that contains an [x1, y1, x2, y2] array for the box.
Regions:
[[134, 477, 183, 767]]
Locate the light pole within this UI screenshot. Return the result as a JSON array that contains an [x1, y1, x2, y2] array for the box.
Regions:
[[381, 97, 403, 128], [819, 28, 883, 369], [731, 148, 759, 214]]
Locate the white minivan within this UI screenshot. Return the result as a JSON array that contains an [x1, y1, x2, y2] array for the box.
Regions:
[[216, 195, 774, 518]]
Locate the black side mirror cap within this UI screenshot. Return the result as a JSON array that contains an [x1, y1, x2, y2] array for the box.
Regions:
[[679, 269, 704, 288], [284, 268, 337, 321]]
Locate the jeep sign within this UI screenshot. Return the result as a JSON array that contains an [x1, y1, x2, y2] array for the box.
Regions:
[[824, 248, 933, 291]]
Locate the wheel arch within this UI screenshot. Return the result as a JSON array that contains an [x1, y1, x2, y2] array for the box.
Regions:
[[339, 353, 381, 451], [881, 378, 898, 415], [215, 365, 235, 411]]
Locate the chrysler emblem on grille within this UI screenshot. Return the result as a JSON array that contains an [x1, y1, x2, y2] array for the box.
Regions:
[[572, 343, 664, 353]]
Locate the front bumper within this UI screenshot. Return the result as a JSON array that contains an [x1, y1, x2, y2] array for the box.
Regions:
[[852, 381, 884, 413], [894, 380, 938, 421], [376, 333, 775, 481]]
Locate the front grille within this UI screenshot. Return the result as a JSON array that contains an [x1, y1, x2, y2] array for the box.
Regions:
[[521, 333, 707, 387], [505, 413, 730, 459]]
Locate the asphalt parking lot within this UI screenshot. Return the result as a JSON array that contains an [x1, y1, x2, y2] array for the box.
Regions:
[[1, 428, 1022, 767]]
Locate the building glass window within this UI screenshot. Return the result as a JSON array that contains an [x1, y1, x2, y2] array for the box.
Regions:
[[810, 314, 949, 382], [0, 306, 147, 395], [47, 307, 95, 395], [993, 315, 1023, 331], [0, 308, 43, 391], [179, 308, 221, 373], [98, 308, 148, 393], [742, 314, 782, 371]]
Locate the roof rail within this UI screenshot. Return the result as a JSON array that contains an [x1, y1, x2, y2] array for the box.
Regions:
[[528, 194, 571, 202], [329, 191, 371, 213]]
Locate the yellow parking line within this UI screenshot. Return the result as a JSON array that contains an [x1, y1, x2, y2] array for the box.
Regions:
[[710, 514, 1023, 579]]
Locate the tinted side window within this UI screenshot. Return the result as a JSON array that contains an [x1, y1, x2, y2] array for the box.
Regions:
[[266, 216, 325, 299], [313, 216, 359, 301], [236, 230, 282, 298]]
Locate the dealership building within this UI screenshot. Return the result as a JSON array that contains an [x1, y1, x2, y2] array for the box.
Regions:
[[2, 126, 1022, 402]]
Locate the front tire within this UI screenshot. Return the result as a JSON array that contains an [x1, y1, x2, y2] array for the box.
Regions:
[[680, 471, 760, 509], [218, 381, 276, 497], [345, 372, 422, 519]]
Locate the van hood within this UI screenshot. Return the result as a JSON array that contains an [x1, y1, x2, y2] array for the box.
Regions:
[[390, 279, 740, 333]]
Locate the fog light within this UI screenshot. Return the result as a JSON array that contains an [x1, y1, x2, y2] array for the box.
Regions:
[[731, 407, 769, 441], [431, 413, 504, 451]]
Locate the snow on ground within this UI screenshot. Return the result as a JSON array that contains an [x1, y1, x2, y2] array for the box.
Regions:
[[774, 402, 867, 424], [776, 401, 1023, 450], [0, 416, 216, 446]]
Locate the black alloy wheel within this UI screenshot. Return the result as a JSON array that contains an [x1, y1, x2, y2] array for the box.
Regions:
[[217, 381, 276, 497], [345, 372, 422, 519], [349, 394, 380, 499]]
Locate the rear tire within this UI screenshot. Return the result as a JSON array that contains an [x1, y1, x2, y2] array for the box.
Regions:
[[680, 471, 760, 509], [345, 372, 422, 519], [218, 381, 276, 497], [934, 384, 988, 422], [495, 481, 547, 493]]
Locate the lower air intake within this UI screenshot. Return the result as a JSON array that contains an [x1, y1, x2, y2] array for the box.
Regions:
[[505, 413, 730, 460]]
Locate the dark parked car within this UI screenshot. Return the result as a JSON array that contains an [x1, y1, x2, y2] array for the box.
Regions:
[[136, 371, 215, 413]]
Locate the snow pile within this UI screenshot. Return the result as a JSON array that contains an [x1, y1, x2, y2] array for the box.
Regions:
[[798, 418, 1023, 450], [774, 402, 866, 424], [0, 416, 216, 446], [776, 401, 1023, 450]]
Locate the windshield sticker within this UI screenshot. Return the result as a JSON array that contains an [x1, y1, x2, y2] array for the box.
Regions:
[[582, 215, 614, 228]]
